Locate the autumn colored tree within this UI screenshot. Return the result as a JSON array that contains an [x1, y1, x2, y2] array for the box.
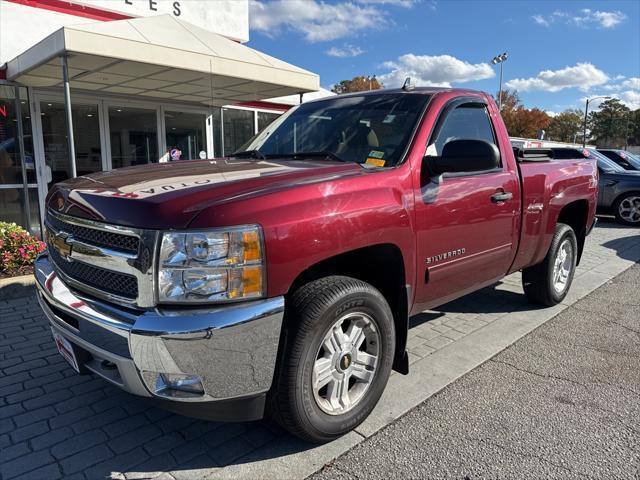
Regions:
[[495, 89, 521, 112], [546, 109, 583, 143], [495, 89, 550, 138], [511, 108, 551, 139], [331, 76, 383, 94]]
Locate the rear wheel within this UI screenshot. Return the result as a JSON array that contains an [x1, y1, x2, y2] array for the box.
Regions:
[[270, 276, 395, 443], [522, 223, 577, 306], [613, 193, 640, 226]]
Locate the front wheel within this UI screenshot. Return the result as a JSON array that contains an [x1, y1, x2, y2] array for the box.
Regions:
[[270, 276, 395, 443], [522, 223, 577, 306], [613, 192, 640, 226]]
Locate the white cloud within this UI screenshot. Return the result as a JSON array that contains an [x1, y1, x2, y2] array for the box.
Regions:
[[545, 111, 559, 118], [378, 54, 494, 88], [621, 77, 640, 90], [505, 63, 609, 92], [580, 91, 640, 110], [619, 90, 640, 109], [357, 0, 415, 7], [326, 44, 365, 58], [532, 14, 550, 27], [598, 77, 640, 95], [250, 0, 384, 42], [531, 9, 626, 29], [572, 9, 627, 28]]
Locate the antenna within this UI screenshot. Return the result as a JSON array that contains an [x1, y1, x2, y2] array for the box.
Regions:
[[402, 77, 414, 91]]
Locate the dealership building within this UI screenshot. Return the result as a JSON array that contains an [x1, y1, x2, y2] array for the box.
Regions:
[[0, 0, 327, 235]]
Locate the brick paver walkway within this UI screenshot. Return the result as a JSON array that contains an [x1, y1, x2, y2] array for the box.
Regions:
[[1, 218, 638, 480]]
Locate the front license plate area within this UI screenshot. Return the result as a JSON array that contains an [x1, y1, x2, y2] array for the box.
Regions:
[[51, 328, 80, 373]]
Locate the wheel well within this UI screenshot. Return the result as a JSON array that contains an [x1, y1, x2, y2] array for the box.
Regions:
[[287, 244, 410, 374], [557, 200, 589, 265]]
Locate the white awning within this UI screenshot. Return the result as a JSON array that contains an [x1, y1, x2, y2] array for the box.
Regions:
[[5, 14, 319, 105]]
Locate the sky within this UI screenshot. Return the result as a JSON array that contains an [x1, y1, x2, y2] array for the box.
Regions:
[[246, 0, 640, 114]]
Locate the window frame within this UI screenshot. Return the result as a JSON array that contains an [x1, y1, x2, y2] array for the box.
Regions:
[[426, 96, 503, 178]]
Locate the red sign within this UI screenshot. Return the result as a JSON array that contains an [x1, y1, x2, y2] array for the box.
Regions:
[[0, 105, 7, 118]]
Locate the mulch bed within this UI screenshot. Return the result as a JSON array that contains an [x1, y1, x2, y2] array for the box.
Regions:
[[0, 265, 34, 280]]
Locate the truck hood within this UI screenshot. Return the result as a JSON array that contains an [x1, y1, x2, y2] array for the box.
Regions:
[[47, 158, 365, 229]]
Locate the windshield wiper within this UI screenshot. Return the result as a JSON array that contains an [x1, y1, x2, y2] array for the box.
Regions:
[[229, 150, 266, 160], [276, 151, 347, 163]]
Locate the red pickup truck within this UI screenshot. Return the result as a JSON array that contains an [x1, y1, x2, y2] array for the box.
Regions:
[[36, 87, 597, 442]]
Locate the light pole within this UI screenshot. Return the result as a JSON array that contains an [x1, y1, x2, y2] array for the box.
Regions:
[[491, 52, 508, 111], [583, 96, 611, 147]]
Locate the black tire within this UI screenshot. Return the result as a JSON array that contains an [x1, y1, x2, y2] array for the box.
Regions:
[[269, 276, 395, 443], [613, 192, 640, 226], [522, 223, 577, 306]]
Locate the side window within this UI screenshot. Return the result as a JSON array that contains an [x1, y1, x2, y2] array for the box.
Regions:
[[431, 104, 497, 157]]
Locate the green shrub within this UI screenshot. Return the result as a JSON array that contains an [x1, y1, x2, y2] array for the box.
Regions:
[[0, 222, 46, 273]]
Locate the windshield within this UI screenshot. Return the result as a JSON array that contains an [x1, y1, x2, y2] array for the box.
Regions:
[[235, 93, 430, 167], [588, 149, 626, 172]]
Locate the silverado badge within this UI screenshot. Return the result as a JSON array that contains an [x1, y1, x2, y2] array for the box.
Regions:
[[426, 248, 466, 265]]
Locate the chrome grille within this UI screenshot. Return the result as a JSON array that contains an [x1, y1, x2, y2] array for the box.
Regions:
[[49, 247, 138, 299], [44, 210, 158, 308], [47, 213, 139, 253]]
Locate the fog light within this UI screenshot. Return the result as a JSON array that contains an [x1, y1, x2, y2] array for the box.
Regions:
[[155, 373, 205, 397]]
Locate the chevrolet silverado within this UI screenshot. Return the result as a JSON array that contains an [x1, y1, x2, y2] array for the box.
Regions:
[[36, 87, 598, 442]]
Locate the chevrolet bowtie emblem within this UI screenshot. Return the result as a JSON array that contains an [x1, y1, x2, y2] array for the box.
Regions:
[[46, 230, 74, 261]]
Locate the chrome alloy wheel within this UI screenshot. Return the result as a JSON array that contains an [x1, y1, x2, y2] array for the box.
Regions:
[[552, 239, 573, 294], [619, 196, 640, 224], [312, 312, 380, 415]]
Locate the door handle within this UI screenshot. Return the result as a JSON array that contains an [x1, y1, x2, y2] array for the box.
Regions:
[[491, 191, 513, 203]]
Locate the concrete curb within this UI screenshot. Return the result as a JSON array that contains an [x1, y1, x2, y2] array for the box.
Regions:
[[0, 273, 36, 301], [216, 241, 640, 480]]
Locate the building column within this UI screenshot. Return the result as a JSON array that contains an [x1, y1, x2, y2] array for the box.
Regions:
[[14, 86, 32, 233], [62, 55, 77, 178]]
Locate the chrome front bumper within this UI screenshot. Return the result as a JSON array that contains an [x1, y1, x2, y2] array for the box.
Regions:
[[34, 254, 284, 421]]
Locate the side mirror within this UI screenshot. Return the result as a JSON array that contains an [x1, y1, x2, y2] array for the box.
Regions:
[[426, 139, 500, 176]]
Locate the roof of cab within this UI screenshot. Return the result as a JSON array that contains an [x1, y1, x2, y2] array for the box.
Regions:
[[302, 86, 485, 104]]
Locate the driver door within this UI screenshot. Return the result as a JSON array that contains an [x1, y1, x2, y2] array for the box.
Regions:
[[412, 99, 520, 312]]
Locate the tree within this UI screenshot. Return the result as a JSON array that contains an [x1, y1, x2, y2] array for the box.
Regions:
[[495, 89, 550, 138], [588, 98, 631, 148], [495, 89, 521, 112], [546, 109, 583, 143], [331, 76, 382, 94], [510, 108, 551, 139], [628, 109, 640, 147]]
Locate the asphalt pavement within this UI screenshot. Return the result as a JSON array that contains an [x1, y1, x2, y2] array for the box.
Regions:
[[312, 263, 640, 480]]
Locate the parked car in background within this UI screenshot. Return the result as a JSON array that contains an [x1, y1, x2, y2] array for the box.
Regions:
[[589, 149, 640, 226], [36, 88, 597, 442], [598, 149, 640, 171], [532, 148, 640, 226]]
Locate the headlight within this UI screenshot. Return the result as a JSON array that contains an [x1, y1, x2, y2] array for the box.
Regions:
[[158, 225, 265, 303]]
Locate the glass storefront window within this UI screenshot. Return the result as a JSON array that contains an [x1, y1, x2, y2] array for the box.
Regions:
[[1, 86, 39, 235], [223, 108, 254, 155], [0, 188, 41, 237], [1, 86, 35, 185], [257, 111, 281, 133], [40, 102, 102, 185], [164, 111, 206, 161], [109, 106, 158, 169]]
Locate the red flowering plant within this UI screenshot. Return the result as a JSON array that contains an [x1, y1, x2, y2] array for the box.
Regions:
[[0, 222, 46, 276]]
